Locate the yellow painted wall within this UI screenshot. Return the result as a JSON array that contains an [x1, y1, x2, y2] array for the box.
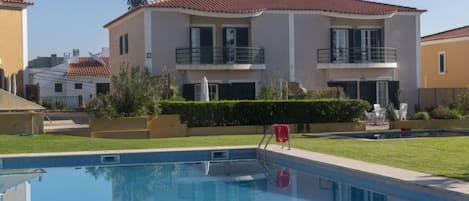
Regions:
[[0, 7, 24, 75], [421, 40, 469, 88]]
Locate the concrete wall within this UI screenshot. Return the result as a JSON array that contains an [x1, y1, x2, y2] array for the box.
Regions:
[[108, 11, 146, 78], [151, 11, 190, 76], [421, 40, 469, 88], [331, 17, 384, 27], [294, 14, 330, 88], [385, 15, 419, 112], [251, 13, 290, 83], [0, 112, 43, 134]]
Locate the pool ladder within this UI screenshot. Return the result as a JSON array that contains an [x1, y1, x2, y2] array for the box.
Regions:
[[258, 125, 291, 160]]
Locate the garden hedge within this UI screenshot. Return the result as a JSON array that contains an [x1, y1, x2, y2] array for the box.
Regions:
[[160, 99, 370, 127]]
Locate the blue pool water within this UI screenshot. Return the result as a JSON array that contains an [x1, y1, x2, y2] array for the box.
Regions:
[[0, 160, 455, 201]]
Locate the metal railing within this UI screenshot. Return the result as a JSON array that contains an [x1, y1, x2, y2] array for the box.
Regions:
[[317, 47, 397, 63], [40, 96, 79, 109], [176, 47, 265, 65]]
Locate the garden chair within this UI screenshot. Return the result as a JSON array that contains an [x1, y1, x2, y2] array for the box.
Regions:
[[373, 104, 386, 125], [399, 103, 408, 120]]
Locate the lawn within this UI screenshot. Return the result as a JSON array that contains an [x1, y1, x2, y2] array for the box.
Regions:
[[1, 134, 469, 181]]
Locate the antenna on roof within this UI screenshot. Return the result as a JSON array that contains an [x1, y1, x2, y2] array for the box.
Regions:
[[89, 52, 105, 65]]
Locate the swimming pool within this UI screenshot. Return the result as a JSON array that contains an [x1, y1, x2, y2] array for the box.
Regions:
[[0, 147, 466, 201]]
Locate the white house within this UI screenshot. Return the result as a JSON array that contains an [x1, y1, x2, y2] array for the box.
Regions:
[[32, 48, 110, 109]]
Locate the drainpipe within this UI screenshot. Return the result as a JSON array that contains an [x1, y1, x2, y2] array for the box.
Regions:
[[12, 74, 17, 95]]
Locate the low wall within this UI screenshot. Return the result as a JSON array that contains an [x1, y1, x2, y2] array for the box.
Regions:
[[0, 112, 44, 135], [292, 122, 366, 133], [89, 117, 150, 139], [389, 120, 469, 129], [90, 115, 366, 138], [187, 125, 265, 136]]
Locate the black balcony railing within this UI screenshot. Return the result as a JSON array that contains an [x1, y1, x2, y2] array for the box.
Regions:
[[176, 47, 265, 65], [317, 47, 397, 64]]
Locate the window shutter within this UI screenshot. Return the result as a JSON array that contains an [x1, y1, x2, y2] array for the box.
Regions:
[[218, 83, 232, 100], [359, 81, 377, 105], [182, 84, 195, 101], [388, 81, 400, 108]]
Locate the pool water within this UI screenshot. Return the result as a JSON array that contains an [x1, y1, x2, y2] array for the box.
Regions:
[[0, 160, 449, 201]]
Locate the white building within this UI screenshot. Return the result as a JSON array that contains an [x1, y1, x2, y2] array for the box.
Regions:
[[32, 48, 110, 109]]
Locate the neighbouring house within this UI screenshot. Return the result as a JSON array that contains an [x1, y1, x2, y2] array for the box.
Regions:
[[32, 48, 111, 109], [105, 0, 424, 111], [0, 0, 33, 97], [421, 26, 469, 88]]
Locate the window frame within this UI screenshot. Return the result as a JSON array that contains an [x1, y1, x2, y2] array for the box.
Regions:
[[74, 83, 83, 90], [194, 83, 219, 101], [54, 83, 63, 93], [438, 51, 446, 75], [124, 34, 129, 54]]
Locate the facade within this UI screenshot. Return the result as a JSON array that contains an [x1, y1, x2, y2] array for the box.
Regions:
[[105, 0, 424, 110], [0, 0, 32, 96], [421, 26, 469, 88], [32, 49, 110, 108]]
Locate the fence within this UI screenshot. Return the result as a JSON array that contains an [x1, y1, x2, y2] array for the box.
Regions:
[[40, 96, 80, 109], [418, 88, 469, 109]]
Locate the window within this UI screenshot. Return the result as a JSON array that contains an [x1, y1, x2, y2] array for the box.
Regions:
[[96, 83, 110, 95], [194, 83, 218, 101], [74, 83, 82, 89], [124, 34, 129, 54], [439, 52, 446, 74], [119, 35, 123, 55], [54, 83, 63, 93]]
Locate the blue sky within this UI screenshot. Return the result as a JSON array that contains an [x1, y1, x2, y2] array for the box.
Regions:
[[28, 0, 469, 59]]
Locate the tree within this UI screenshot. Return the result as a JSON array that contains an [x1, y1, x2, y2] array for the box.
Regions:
[[126, 0, 148, 9]]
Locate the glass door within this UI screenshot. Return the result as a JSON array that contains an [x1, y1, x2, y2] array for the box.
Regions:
[[376, 81, 388, 107], [361, 29, 382, 62], [332, 29, 349, 63], [225, 28, 236, 63], [191, 27, 213, 64], [224, 28, 249, 64]]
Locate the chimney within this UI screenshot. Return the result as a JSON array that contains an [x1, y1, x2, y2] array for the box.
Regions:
[[72, 49, 80, 57]]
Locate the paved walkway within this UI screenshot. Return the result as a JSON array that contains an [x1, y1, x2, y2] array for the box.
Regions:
[[265, 145, 469, 199]]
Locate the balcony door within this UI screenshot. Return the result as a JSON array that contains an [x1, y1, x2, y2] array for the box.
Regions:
[[332, 29, 349, 63], [191, 27, 213, 64], [360, 29, 382, 62], [223, 27, 248, 64]]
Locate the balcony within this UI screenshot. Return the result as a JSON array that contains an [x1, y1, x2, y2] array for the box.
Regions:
[[176, 47, 265, 71], [317, 47, 398, 69]]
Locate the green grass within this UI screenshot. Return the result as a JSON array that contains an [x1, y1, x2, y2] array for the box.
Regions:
[[2, 134, 469, 181]]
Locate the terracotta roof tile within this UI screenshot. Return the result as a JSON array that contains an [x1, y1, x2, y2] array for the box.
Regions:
[[0, 0, 33, 5], [421, 26, 469, 42], [149, 0, 422, 14], [67, 57, 110, 77], [105, 0, 424, 28]]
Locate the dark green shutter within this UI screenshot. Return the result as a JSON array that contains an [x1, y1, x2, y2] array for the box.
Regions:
[[388, 81, 400, 108], [232, 83, 255, 100], [218, 83, 232, 100], [359, 81, 377, 105], [236, 28, 249, 47], [327, 81, 357, 99], [182, 84, 195, 101]]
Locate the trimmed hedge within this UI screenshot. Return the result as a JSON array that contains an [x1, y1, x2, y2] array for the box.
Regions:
[[160, 99, 370, 127]]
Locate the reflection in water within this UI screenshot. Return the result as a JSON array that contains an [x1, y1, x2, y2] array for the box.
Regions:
[[0, 161, 398, 201], [0, 169, 44, 201]]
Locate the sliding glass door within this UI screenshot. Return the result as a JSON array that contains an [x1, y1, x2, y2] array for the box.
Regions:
[[223, 27, 248, 64], [332, 29, 349, 63], [191, 27, 213, 64]]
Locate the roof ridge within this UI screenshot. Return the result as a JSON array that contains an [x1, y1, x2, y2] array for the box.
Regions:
[[422, 25, 469, 39], [355, 0, 418, 11]]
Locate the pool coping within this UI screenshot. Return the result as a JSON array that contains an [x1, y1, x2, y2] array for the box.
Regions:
[[0, 145, 468, 198]]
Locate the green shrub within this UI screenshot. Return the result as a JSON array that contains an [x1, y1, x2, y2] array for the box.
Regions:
[[457, 89, 469, 115], [160, 99, 370, 127], [55, 98, 67, 110], [385, 104, 398, 121], [258, 86, 281, 100], [87, 65, 161, 118], [429, 106, 462, 120], [40, 98, 53, 109], [412, 112, 430, 120]]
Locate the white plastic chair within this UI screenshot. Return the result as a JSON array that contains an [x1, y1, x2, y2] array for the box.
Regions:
[[399, 103, 408, 120], [373, 104, 385, 125]]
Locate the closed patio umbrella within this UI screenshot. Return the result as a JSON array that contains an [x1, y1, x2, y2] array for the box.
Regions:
[[200, 76, 210, 102]]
